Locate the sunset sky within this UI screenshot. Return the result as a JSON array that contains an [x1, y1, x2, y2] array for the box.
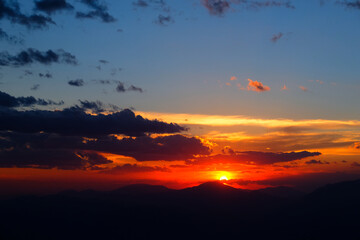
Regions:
[[1, 0, 360, 195]]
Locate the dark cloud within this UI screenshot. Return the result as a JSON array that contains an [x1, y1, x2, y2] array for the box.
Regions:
[[202, 0, 230, 16], [0, 132, 208, 170], [24, 70, 34, 75], [69, 100, 120, 113], [0, 147, 111, 170], [30, 84, 40, 90], [102, 164, 170, 174], [351, 162, 360, 167], [133, 0, 169, 10], [339, 0, 360, 9], [0, 0, 55, 29], [39, 72, 52, 78], [76, 0, 116, 23], [0, 28, 23, 44], [0, 108, 185, 137], [116, 82, 144, 93], [271, 32, 283, 42], [155, 14, 173, 25], [0, 48, 78, 66], [305, 159, 329, 164], [128, 85, 143, 93], [68, 79, 84, 86], [94, 79, 112, 84], [132, 0, 149, 7], [188, 150, 321, 165], [116, 82, 126, 92], [98, 59, 108, 64], [78, 100, 104, 113], [249, 1, 295, 9], [97, 135, 211, 161], [201, 0, 295, 16], [0, 90, 63, 108], [34, 0, 74, 15]]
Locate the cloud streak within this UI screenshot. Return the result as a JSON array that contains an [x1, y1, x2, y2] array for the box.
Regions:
[[76, 0, 116, 23], [0, 48, 77, 66], [0, 0, 55, 29], [0, 90, 63, 108], [34, 0, 74, 15], [0, 107, 185, 137], [188, 150, 321, 165]]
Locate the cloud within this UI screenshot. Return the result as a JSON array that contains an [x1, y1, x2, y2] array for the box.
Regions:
[[95, 79, 112, 84], [0, 48, 78, 66], [271, 32, 283, 42], [0, 0, 55, 29], [249, 1, 295, 9], [101, 164, 170, 174], [299, 86, 308, 92], [136, 111, 360, 129], [39, 72, 52, 78], [76, 0, 116, 23], [68, 79, 84, 87], [202, 0, 230, 16], [155, 14, 173, 25], [0, 90, 63, 108], [188, 150, 321, 165], [339, 0, 360, 9], [116, 82, 126, 92], [351, 162, 360, 167], [78, 100, 104, 113], [352, 142, 360, 149], [0, 132, 209, 168], [34, 0, 74, 15], [128, 85, 143, 93], [98, 59, 108, 64], [31, 84, 40, 91], [201, 0, 295, 16], [24, 70, 34, 75], [0, 147, 111, 170], [305, 159, 329, 164], [247, 79, 271, 92], [116, 82, 144, 93], [0, 107, 185, 137], [132, 0, 149, 7], [0, 28, 23, 44]]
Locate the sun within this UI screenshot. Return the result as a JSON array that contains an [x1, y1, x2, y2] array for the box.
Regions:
[[219, 176, 228, 181]]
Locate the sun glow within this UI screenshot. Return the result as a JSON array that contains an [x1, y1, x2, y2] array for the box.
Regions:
[[219, 176, 228, 181]]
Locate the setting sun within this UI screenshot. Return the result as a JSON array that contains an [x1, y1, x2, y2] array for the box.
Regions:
[[219, 176, 228, 181]]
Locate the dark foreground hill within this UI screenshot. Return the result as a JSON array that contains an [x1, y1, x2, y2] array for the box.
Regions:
[[1, 180, 360, 240]]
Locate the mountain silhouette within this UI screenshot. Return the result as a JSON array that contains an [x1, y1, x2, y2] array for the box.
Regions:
[[1, 180, 360, 240]]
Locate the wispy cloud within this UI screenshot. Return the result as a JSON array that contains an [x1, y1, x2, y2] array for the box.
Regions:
[[299, 86, 308, 92], [271, 32, 283, 42], [0, 48, 78, 66]]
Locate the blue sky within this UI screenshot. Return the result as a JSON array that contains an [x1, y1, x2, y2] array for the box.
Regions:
[[1, 0, 360, 119]]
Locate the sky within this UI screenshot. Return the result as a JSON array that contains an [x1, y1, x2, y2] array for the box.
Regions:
[[1, 0, 360, 195]]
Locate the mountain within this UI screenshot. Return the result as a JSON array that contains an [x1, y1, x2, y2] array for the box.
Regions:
[[1, 180, 360, 240], [256, 186, 305, 199]]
